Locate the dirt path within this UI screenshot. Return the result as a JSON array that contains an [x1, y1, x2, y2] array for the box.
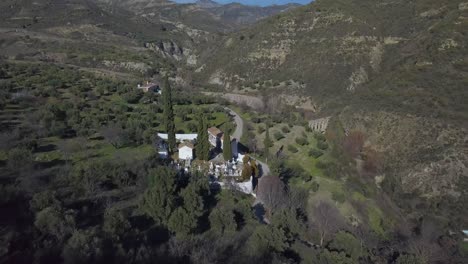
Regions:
[[226, 107, 271, 176], [225, 107, 244, 141]]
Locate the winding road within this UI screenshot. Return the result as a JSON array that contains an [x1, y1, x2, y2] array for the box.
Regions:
[[226, 107, 271, 176]]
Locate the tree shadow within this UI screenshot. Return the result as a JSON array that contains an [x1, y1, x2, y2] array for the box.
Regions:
[[253, 203, 267, 224], [34, 159, 66, 170], [34, 144, 57, 153]]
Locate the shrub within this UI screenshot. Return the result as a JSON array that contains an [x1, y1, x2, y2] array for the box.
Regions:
[[310, 181, 319, 192], [251, 117, 261, 123], [317, 141, 329, 150], [302, 174, 312, 182], [329, 231, 366, 260], [295, 137, 308, 146], [309, 148, 323, 158], [314, 133, 326, 142], [34, 206, 75, 240], [62, 230, 103, 263], [30, 191, 60, 212], [287, 145, 298, 153], [281, 126, 290, 133], [316, 161, 327, 169], [8, 147, 33, 171], [103, 209, 130, 240], [274, 131, 284, 141], [257, 126, 265, 134], [332, 191, 346, 204]]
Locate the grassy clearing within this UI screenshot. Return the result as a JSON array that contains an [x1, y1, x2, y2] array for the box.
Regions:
[[34, 137, 154, 164]]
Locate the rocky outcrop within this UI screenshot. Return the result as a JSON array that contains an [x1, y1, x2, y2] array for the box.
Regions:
[[144, 41, 197, 65]]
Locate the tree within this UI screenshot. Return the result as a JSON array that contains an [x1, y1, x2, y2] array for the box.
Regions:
[[316, 249, 357, 264], [241, 164, 253, 182], [329, 231, 367, 261], [209, 206, 237, 235], [263, 122, 273, 157], [248, 225, 288, 254], [309, 148, 324, 158], [7, 147, 33, 172], [62, 230, 103, 264], [103, 208, 130, 240], [223, 125, 232, 161], [101, 124, 128, 148], [257, 175, 286, 215], [168, 175, 208, 236], [168, 207, 193, 237], [396, 254, 425, 264], [34, 206, 75, 241], [141, 167, 177, 225], [310, 201, 346, 246], [196, 114, 210, 161], [162, 76, 176, 153]]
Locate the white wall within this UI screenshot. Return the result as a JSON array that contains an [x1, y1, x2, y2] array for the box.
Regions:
[[179, 146, 193, 160]]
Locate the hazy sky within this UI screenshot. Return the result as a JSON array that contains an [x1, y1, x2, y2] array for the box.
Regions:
[[173, 1, 312, 7]]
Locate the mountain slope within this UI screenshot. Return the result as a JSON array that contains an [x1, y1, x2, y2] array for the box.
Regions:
[[197, 0, 467, 118], [195, 0, 468, 218]]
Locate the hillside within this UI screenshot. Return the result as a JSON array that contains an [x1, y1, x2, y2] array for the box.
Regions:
[[1, 0, 468, 263], [0, 0, 300, 75], [196, 0, 468, 222]]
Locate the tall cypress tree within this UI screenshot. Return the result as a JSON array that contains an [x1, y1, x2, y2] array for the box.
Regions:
[[196, 114, 210, 161], [264, 122, 272, 157], [223, 125, 233, 161], [163, 76, 176, 154]]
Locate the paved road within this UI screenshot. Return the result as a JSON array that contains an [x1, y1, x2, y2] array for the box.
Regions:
[[226, 107, 271, 176], [225, 107, 244, 141]]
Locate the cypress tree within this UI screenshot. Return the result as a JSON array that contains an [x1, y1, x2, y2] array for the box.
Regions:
[[196, 114, 210, 161], [223, 125, 233, 161], [141, 167, 177, 226], [162, 76, 176, 154], [264, 122, 272, 157]]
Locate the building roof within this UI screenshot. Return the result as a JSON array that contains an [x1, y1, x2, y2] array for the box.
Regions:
[[208, 127, 223, 137], [157, 133, 198, 141], [178, 142, 194, 149]]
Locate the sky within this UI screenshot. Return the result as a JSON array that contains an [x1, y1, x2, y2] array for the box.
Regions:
[[172, 1, 312, 7]]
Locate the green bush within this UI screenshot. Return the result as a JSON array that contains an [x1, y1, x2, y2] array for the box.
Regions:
[[295, 137, 308, 146], [317, 141, 329, 150], [332, 191, 346, 204], [329, 231, 366, 260], [314, 133, 326, 142], [103, 209, 130, 240], [257, 126, 266, 134], [287, 145, 298, 153], [308, 148, 323, 158], [274, 131, 285, 141], [310, 181, 319, 192], [281, 126, 290, 133]]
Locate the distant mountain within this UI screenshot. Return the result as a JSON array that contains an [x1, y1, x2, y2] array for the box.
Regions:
[[206, 2, 300, 26], [195, 0, 222, 9], [93, 0, 300, 32]]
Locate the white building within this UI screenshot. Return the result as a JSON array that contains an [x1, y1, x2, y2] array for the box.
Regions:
[[178, 142, 194, 160], [157, 133, 198, 141], [137, 81, 161, 94], [207, 127, 223, 148]]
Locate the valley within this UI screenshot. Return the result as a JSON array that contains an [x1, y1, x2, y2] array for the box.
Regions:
[[0, 0, 467, 263]]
